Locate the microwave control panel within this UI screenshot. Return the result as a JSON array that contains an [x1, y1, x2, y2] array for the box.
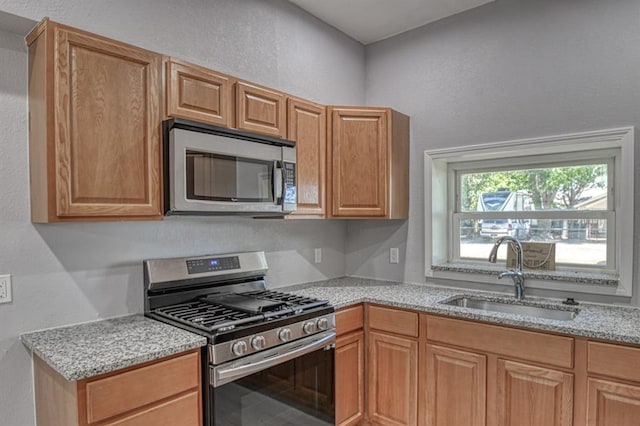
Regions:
[[283, 162, 297, 209]]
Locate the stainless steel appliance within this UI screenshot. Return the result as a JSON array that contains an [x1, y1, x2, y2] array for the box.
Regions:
[[144, 251, 335, 426], [164, 118, 297, 216]]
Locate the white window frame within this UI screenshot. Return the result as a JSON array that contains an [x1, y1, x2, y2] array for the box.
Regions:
[[424, 127, 634, 297]]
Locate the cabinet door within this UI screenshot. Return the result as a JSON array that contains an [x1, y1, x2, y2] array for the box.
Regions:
[[336, 331, 364, 426], [166, 60, 231, 127], [287, 98, 326, 217], [587, 378, 640, 426], [235, 81, 286, 137], [54, 27, 162, 218], [329, 108, 388, 217], [496, 359, 573, 426], [425, 344, 486, 426], [368, 331, 418, 426]]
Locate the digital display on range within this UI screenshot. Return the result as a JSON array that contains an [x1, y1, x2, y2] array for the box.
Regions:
[[186, 256, 240, 274]]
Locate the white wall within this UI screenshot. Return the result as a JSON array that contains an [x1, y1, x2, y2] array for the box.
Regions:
[[348, 0, 640, 304], [0, 1, 365, 424]]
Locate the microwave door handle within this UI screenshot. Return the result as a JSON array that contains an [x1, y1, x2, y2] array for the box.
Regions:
[[273, 161, 283, 202]]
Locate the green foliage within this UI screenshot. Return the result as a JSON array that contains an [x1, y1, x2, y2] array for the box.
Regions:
[[461, 165, 606, 211]]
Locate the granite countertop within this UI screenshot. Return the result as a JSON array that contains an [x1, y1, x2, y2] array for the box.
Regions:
[[284, 277, 640, 346], [21, 314, 207, 381]]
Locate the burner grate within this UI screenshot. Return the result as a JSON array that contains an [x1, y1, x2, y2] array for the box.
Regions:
[[242, 290, 329, 311], [152, 290, 329, 334], [154, 301, 264, 332]]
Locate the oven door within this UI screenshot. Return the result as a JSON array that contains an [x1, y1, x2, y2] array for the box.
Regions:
[[169, 127, 288, 214], [209, 331, 335, 426]]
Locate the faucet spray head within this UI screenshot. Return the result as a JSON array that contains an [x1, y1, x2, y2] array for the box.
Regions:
[[488, 237, 504, 263]]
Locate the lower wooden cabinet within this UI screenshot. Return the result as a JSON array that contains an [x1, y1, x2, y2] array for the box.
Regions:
[[424, 344, 486, 426], [33, 349, 201, 426], [585, 341, 640, 425], [368, 331, 418, 426], [587, 378, 640, 426], [336, 330, 365, 426], [333, 305, 640, 426], [496, 359, 573, 426]]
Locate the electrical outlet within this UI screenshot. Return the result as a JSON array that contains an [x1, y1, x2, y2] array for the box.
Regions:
[[314, 248, 322, 264], [0, 274, 12, 304], [390, 248, 399, 264]]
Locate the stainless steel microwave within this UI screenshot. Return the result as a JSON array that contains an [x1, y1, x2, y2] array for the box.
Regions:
[[164, 119, 296, 216]]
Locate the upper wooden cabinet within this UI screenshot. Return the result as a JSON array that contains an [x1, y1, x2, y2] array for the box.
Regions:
[[287, 97, 326, 218], [328, 107, 409, 219], [235, 81, 287, 138], [27, 19, 163, 222], [166, 59, 232, 127]]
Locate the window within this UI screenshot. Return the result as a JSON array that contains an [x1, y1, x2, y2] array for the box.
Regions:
[[424, 127, 634, 296]]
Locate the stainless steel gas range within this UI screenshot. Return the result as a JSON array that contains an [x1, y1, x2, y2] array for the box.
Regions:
[[143, 251, 335, 426]]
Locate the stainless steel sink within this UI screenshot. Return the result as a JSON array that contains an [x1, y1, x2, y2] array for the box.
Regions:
[[441, 296, 578, 321]]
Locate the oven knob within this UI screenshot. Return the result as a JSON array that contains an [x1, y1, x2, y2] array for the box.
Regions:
[[278, 328, 292, 342], [303, 321, 316, 335], [316, 318, 330, 331], [231, 341, 247, 356], [251, 335, 266, 350]]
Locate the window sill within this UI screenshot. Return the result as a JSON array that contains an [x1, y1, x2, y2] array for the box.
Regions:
[[429, 263, 627, 296]]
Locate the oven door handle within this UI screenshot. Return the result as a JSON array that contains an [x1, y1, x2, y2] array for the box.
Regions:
[[212, 331, 335, 387]]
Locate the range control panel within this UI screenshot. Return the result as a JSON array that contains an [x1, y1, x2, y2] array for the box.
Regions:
[[186, 256, 240, 274]]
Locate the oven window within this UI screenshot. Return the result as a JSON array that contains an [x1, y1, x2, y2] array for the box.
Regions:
[[186, 151, 274, 202], [213, 348, 334, 425]]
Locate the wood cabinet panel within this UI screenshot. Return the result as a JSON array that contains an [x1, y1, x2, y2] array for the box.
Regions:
[[588, 341, 640, 383], [33, 349, 201, 426], [327, 107, 409, 219], [329, 107, 388, 217], [84, 350, 199, 423], [336, 304, 364, 336], [368, 331, 418, 426], [235, 81, 286, 137], [336, 331, 365, 426], [103, 390, 200, 426], [424, 344, 486, 426], [368, 304, 419, 338], [587, 378, 640, 426], [28, 19, 163, 221], [166, 59, 231, 126], [496, 359, 573, 426], [287, 97, 326, 217], [427, 316, 574, 369]]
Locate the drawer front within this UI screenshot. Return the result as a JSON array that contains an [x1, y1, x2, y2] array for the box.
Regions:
[[368, 305, 419, 338], [426, 315, 574, 369], [103, 390, 200, 426], [336, 304, 364, 336], [588, 341, 640, 382], [85, 350, 200, 423]]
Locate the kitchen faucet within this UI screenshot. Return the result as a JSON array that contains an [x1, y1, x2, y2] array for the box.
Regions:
[[488, 236, 525, 300]]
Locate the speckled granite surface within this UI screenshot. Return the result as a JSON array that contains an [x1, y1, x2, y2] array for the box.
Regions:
[[283, 277, 640, 345], [432, 263, 619, 286], [21, 315, 207, 381]]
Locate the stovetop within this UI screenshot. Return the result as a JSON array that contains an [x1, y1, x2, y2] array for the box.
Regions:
[[152, 289, 330, 336], [143, 251, 336, 364]]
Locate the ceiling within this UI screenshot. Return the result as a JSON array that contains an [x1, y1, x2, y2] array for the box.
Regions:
[[288, 0, 495, 44]]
